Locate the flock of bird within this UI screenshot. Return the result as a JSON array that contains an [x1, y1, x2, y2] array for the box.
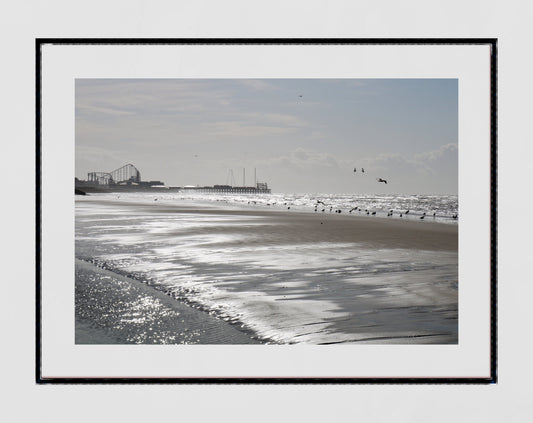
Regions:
[[353, 166, 388, 185], [349, 165, 457, 218], [246, 198, 458, 219], [310, 201, 457, 219], [243, 163, 458, 220]]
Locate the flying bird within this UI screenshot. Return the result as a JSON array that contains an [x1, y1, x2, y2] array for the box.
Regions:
[[377, 178, 387, 184]]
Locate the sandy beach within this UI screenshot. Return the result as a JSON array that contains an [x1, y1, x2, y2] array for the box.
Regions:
[[76, 196, 458, 344], [153, 203, 457, 251], [76, 258, 261, 344]]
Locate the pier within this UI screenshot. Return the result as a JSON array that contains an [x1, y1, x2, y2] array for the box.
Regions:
[[75, 163, 271, 194], [182, 185, 271, 194]]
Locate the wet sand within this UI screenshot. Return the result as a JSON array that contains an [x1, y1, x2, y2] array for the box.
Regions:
[[76, 198, 458, 344], [94, 199, 457, 252], [75, 259, 261, 344]]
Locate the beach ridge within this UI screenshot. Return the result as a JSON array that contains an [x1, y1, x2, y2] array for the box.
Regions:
[[75, 258, 263, 344]]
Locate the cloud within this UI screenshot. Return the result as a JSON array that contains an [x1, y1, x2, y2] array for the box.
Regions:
[[238, 80, 276, 91], [199, 111, 308, 138], [348, 143, 458, 177], [415, 143, 458, 163], [258, 144, 457, 178], [263, 148, 342, 170], [338, 143, 458, 193], [202, 121, 298, 137], [256, 143, 458, 193], [75, 79, 229, 120], [358, 153, 420, 173], [245, 112, 307, 127], [76, 104, 136, 116], [75, 145, 127, 176]]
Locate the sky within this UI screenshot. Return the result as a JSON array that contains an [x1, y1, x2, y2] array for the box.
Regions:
[[75, 79, 458, 194]]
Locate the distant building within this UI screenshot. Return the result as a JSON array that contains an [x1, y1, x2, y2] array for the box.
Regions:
[[76, 163, 164, 192], [75, 163, 271, 194]]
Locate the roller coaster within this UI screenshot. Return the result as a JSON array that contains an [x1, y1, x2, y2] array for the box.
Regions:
[[87, 163, 141, 185]]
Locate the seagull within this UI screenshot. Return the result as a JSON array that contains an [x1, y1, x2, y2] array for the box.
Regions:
[[377, 178, 387, 184]]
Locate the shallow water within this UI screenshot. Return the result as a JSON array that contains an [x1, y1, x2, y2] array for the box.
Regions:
[[75, 193, 458, 344], [107, 191, 458, 223]]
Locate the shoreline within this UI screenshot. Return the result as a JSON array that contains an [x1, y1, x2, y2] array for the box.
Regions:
[[79, 197, 458, 252], [76, 196, 458, 344], [77, 191, 458, 225], [75, 258, 264, 344]]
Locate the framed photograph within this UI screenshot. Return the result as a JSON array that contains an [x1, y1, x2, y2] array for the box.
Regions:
[[37, 39, 496, 383]]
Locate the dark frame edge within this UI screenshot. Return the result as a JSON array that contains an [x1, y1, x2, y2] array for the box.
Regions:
[[36, 39, 42, 384], [37, 377, 496, 385], [490, 39, 498, 384], [35, 38, 498, 385], [35, 37, 498, 46]]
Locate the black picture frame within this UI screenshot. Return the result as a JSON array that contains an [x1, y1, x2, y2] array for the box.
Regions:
[[36, 38, 497, 384]]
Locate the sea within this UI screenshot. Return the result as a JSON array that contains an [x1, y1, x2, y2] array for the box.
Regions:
[[75, 192, 458, 344], [109, 191, 458, 223]]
